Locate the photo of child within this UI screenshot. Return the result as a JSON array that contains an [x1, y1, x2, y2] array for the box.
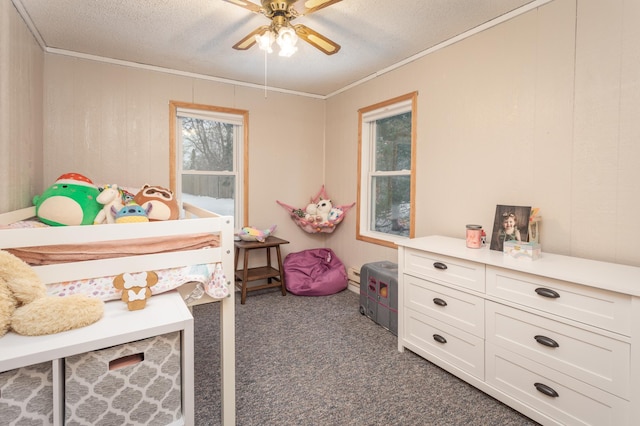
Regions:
[[490, 205, 531, 252]]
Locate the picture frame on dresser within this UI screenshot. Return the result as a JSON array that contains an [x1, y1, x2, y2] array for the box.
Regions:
[[489, 204, 531, 252]]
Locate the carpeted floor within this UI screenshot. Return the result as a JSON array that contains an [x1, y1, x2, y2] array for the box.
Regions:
[[192, 288, 539, 426]]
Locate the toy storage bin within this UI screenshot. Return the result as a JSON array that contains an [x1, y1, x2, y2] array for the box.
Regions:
[[0, 361, 54, 425], [359, 261, 398, 335], [64, 331, 183, 426]]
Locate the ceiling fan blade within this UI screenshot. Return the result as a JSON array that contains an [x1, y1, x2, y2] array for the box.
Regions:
[[222, 0, 263, 14], [300, 0, 342, 16], [233, 26, 270, 50], [294, 24, 340, 55]]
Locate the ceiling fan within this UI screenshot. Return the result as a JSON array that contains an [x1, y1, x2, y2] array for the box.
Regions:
[[224, 0, 342, 56]]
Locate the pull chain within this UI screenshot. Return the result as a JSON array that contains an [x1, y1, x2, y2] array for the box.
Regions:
[[264, 48, 268, 98]]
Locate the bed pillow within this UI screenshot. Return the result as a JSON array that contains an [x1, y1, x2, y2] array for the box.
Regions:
[[283, 248, 347, 296]]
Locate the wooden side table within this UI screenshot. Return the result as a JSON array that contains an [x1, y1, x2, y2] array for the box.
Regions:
[[234, 236, 289, 304]]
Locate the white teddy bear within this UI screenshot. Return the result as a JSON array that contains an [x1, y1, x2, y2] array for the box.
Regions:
[[304, 203, 320, 223], [315, 199, 333, 224]]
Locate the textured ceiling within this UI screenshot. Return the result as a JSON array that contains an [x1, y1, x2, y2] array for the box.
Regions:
[[13, 0, 540, 97]]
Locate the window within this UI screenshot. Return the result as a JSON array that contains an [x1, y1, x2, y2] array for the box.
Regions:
[[169, 101, 248, 228], [357, 92, 417, 247]]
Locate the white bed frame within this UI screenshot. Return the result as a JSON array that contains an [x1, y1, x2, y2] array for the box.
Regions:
[[0, 202, 235, 425]]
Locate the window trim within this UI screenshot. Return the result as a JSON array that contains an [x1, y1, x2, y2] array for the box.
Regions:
[[169, 100, 249, 227], [356, 92, 417, 248]]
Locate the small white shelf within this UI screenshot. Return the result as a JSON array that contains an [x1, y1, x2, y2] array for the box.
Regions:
[[0, 291, 194, 426]]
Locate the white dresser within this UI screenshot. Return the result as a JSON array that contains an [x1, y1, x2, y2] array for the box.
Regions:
[[396, 236, 640, 426]]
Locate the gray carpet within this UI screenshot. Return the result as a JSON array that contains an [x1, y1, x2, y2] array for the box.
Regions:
[[193, 288, 539, 426]]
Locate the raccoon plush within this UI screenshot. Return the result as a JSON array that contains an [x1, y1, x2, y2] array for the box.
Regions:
[[133, 184, 179, 221]]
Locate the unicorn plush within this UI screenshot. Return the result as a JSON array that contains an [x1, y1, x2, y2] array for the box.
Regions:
[[237, 225, 277, 242], [94, 184, 124, 224]]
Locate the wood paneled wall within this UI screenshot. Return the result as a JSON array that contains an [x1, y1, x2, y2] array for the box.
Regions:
[[0, 0, 43, 213]]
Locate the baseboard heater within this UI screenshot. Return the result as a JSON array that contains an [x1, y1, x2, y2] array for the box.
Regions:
[[347, 266, 361, 294]]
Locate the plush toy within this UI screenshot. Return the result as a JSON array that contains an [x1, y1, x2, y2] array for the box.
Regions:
[[304, 203, 320, 223], [112, 202, 152, 224], [33, 172, 102, 226], [133, 184, 179, 221], [0, 250, 104, 337], [112, 271, 158, 310], [94, 184, 124, 224], [329, 207, 344, 222], [120, 188, 136, 204], [315, 199, 333, 224], [237, 225, 277, 242], [276, 185, 356, 234]]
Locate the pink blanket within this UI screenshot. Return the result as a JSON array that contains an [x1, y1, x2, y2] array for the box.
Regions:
[[7, 233, 220, 265]]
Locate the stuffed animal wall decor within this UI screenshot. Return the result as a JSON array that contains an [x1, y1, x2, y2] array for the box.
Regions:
[[133, 184, 179, 221], [112, 271, 158, 310], [276, 185, 356, 234], [33, 172, 102, 226], [0, 250, 104, 337]]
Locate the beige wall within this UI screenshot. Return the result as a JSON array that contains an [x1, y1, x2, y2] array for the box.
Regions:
[[3, 0, 639, 268], [325, 0, 640, 269], [0, 0, 43, 213], [42, 55, 326, 257]]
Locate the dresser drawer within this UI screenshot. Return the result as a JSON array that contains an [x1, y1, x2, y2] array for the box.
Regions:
[[486, 301, 630, 398], [404, 308, 484, 379], [486, 267, 631, 335], [404, 274, 484, 338], [486, 343, 629, 425], [403, 248, 485, 293]]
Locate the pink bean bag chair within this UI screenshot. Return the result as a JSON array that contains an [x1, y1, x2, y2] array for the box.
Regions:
[[283, 248, 348, 296]]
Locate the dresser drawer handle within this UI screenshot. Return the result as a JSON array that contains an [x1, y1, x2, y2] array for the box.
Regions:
[[534, 335, 559, 348], [433, 298, 448, 307], [534, 382, 559, 398], [433, 334, 447, 344], [433, 262, 448, 270], [534, 287, 560, 298]]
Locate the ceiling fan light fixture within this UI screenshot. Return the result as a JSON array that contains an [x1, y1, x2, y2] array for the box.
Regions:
[[278, 43, 298, 57], [226, 0, 341, 56], [276, 26, 298, 57], [255, 31, 275, 53]]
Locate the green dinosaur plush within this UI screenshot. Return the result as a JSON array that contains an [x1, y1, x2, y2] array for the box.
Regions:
[[33, 173, 102, 226]]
